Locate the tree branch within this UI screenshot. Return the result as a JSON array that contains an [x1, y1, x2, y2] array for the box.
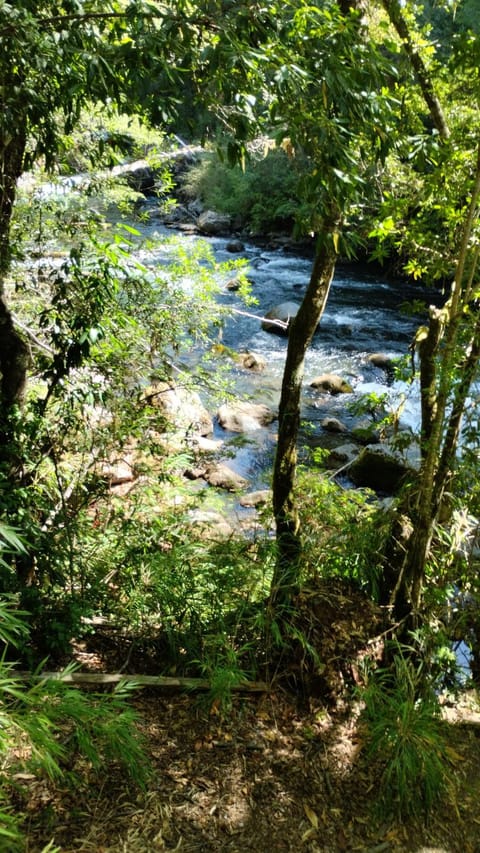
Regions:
[[381, 0, 450, 140], [0, 9, 221, 38], [12, 314, 54, 355]]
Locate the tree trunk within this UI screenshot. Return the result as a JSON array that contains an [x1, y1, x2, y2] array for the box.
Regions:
[[416, 306, 447, 453], [382, 148, 480, 622], [376, 1, 457, 625], [0, 131, 29, 411], [432, 313, 480, 516], [0, 130, 33, 591], [0, 129, 27, 273], [0, 296, 30, 409], [381, 0, 450, 140], [270, 227, 339, 608]]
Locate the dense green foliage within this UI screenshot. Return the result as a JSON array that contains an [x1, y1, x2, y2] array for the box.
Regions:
[[2, 180, 251, 644], [182, 146, 303, 234]]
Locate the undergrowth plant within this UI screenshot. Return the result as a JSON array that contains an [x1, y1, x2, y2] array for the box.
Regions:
[[81, 498, 274, 674], [2, 180, 251, 658], [360, 646, 456, 819], [0, 525, 151, 849], [297, 470, 386, 597], [196, 638, 255, 715]]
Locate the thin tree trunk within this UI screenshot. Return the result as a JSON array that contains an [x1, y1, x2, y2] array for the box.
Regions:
[[268, 0, 358, 611], [0, 128, 27, 273], [383, 146, 480, 621], [416, 306, 446, 453], [270, 227, 339, 607], [0, 131, 30, 470], [381, 0, 450, 140], [432, 313, 480, 516], [0, 129, 35, 585], [377, 1, 462, 623]]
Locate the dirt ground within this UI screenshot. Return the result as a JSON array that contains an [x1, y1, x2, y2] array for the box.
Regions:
[[18, 688, 480, 853], [16, 583, 480, 853]]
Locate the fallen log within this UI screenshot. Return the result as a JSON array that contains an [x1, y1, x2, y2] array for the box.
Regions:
[[21, 671, 269, 692]]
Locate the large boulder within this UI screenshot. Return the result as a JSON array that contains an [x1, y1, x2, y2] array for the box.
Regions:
[[367, 352, 397, 373], [310, 373, 353, 395], [238, 351, 267, 372], [325, 443, 359, 470], [217, 401, 276, 432], [261, 302, 300, 336], [188, 510, 235, 541], [204, 462, 248, 491], [239, 489, 272, 508], [351, 419, 381, 445], [226, 239, 245, 253], [101, 456, 137, 486], [144, 381, 213, 436], [189, 435, 224, 453], [348, 444, 418, 493], [210, 345, 266, 372], [321, 416, 348, 434], [122, 163, 158, 195], [198, 209, 231, 235], [184, 461, 248, 491]]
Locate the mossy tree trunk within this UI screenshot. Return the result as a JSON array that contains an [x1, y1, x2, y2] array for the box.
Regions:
[[270, 220, 340, 608], [381, 146, 480, 624]]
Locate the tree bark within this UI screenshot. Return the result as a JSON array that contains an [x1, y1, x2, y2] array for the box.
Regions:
[[270, 226, 339, 607], [0, 130, 27, 274], [268, 0, 360, 612], [376, 1, 459, 624], [416, 306, 447, 453], [432, 312, 480, 516]]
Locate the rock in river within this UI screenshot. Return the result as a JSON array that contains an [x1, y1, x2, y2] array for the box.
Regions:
[[217, 401, 277, 432], [310, 373, 353, 395], [261, 301, 300, 335]]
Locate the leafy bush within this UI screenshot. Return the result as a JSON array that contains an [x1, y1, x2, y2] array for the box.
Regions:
[[80, 498, 274, 668], [2, 200, 248, 656], [182, 146, 302, 233], [296, 471, 386, 597], [55, 109, 167, 174]]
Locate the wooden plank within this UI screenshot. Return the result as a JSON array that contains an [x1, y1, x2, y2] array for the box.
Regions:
[[21, 672, 269, 692]]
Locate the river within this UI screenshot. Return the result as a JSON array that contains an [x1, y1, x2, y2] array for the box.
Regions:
[[133, 215, 435, 501]]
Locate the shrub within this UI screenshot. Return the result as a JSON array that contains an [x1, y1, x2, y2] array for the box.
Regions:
[[360, 648, 456, 819], [296, 470, 385, 597], [182, 146, 302, 233], [0, 524, 150, 849]]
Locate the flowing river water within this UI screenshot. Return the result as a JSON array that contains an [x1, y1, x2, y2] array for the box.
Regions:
[[32, 171, 431, 493], [136, 217, 433, 498]]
